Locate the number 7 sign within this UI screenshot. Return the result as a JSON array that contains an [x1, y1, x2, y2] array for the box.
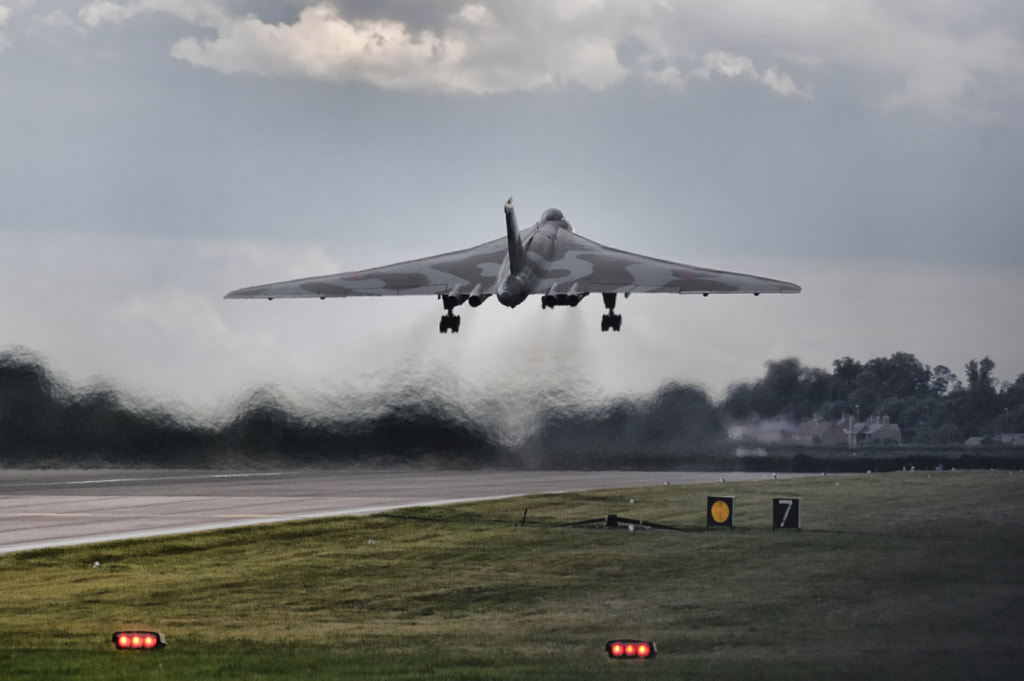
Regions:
[[773, 498, 801, 530]]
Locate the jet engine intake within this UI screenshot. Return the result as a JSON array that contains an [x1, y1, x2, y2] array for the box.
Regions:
[[468, 284, 489, 307], [441, 294, 468, 311], [541, 292, 588, 308], [541, 284, 586, 309]]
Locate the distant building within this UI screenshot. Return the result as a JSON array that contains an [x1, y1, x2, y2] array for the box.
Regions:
[[727, 418, 798, 444], [850, 415, 903, 445], [728, 414, 901, 447], [797, 414, 849, 446]]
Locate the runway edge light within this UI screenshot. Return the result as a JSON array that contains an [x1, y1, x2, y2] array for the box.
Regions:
[[605, 639, 656, 659], [112, 631, 166, 650]]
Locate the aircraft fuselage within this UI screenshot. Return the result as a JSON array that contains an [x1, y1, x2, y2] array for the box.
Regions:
[[496, 204, 572, 308]]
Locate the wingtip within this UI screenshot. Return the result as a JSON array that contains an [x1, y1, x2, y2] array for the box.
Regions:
[[224, 287, 263, 300]]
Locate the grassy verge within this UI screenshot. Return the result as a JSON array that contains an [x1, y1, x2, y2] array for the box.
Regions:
[[1, 470, 1022, 679]]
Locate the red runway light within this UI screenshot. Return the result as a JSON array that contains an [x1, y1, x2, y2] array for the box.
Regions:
[[112, 631, 166, 650], [605, 639, 656, 659]]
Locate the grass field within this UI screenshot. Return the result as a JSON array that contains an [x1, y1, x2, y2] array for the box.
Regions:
[[1, 470, 1022, 679]]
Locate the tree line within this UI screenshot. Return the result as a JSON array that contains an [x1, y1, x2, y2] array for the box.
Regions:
[[0, 348, 724, 469], [722, 352, 1024, 444], [1, 347, 1021, 469]]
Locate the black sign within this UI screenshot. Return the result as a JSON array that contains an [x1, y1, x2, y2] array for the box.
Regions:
[[706, 496, 734, 529], [773, 498, 801, 530]]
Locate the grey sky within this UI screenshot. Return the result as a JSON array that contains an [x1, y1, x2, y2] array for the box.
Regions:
[[1, 1, 1023, 413]]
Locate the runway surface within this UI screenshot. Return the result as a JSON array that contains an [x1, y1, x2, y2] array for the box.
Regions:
[[0, 469, 783, 554]]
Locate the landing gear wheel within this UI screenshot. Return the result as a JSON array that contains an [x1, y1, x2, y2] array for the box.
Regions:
[[600, 292, 622, 332], [439, 313, 461, 334], [601, 313, 622, 332]]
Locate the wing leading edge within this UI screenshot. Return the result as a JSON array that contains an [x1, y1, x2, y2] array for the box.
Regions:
[[528, 229, 801, 296], [224, 237, 508, 300], [225, 199, 800, 333]]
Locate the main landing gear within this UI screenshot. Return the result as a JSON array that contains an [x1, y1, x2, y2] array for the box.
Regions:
[[439, 295, 463, 334], [601, 292, 622, 332], [440, 311, 461, 333]]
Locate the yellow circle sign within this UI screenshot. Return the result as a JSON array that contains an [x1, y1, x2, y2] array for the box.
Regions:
[[710, 500, 731, 524]]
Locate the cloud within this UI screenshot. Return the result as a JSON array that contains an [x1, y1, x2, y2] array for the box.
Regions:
[[78, 0, 226, 28], [172, 4, 470, 89], [40, 1, 1024, 112], [685, 50, 813, 98], [68, 1, 800, 97], [67, 1, 1024, 113], [0, 5, 12, 50], [163, 2, 630, 93], [78, 0, 145, 27]]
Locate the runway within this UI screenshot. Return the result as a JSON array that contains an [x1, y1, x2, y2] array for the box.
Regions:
[[0, 469, 782, 554]]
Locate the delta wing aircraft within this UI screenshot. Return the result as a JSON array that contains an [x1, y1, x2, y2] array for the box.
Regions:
[[225, 199, 801, 333]]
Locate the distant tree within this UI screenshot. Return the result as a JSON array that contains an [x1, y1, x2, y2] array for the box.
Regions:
[[830, 356, 863, 400], [815, 400, 848, 421], [999, 373, 1024, 430], [876, 396, 912, 426], [948, 357, 1000, 437], [1003, 405, 1024, 434], [640, 383, 724, 446], [865, 352, 932, 399], [219, 387, 310, 458], [965, 357, 997, 401], [0, 349, 66, 457], [929, 365, 960, 396], [848, 369, 881, 417], [1002, 372, 1024, 402], [722, 358, 835, 421]]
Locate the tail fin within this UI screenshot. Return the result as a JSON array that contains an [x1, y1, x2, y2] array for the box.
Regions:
[[504, 197, 526, 275]]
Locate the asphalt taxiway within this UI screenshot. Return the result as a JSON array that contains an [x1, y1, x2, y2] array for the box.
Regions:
[[0, 469, 784, 554]]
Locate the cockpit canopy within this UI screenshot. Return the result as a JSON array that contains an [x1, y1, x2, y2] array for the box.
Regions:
[[540, 208, 574, 232]]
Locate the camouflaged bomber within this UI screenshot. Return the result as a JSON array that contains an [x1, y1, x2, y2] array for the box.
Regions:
[[226, 198, 801, 333]]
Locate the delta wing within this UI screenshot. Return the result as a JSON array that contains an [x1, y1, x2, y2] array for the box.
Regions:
[[533, 231, 801, 295], [225, 237, 508, 299]]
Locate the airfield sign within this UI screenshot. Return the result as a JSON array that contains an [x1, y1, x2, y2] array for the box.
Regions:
[[773, 498, 801, 530], [706, 496, 734, 529]]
